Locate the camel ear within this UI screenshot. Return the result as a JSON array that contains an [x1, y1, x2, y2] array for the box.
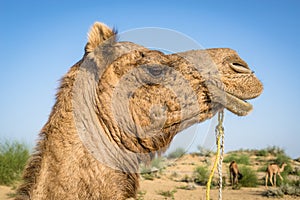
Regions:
[[85, 22, 116, 53]]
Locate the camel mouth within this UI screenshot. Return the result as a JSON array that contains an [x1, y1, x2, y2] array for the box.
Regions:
[[207, 84, 253, 116], [224, 92, 253, 116]]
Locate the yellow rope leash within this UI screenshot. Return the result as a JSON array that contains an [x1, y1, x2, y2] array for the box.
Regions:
[[206, 110, 224, 200]]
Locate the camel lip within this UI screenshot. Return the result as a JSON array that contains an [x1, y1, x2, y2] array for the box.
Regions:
[[206, 84, 253, 116], [224, 92, 253, 116]]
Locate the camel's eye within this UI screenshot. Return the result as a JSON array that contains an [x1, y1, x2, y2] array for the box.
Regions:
[[146, 66, 164, 77], [230, 62, 252, 74]]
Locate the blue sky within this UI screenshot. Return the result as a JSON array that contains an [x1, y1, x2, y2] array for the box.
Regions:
[[0, 1, 299, 158]]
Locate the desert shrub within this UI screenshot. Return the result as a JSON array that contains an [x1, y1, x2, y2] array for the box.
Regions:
[[291, 179, 300, 187], [140, 157, 164, 180], [150, 157, 165, 169], [157, 189, 177, 199], [268, 183, 300, 197], [169, 172, 178, 179], [140, 157, 164, 173], [275, 171, 290, 186], [223, 153, 250, 165], [293, 167, 300, 176], [258, 165, 268, 172], [180, 174, 193, 182], [275, 153, 291, 165], [238, 165, 259, 187], [223, 153, 236, 163], [265, 146, 285, 156], [262, 188, 284, 198], [137, 190, 146, 200], [255, 149, 268, 157], [281, 184, 300, 196], [141, 173, 155, 180], [176, 183, 196, 190], [193, 165, 209, 185], [197, 146, 214, 157], [167, 147, 186, 159], [0, 140, 30, 185]]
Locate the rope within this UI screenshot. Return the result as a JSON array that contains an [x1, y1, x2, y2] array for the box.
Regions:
[[206, 110, 224, 200], [218, 111, 224, 200]]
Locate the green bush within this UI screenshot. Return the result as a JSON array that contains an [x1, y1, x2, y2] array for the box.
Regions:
[[140, 157, 164, 173], [223, 153, 250, 165], [140, 157, 164, 180], [238, 165, 259, 187], [180, 174, 193, 182], [167, 148, 186, 159], [275, 169, 290, 186], [255, 149, 268, 157], [157, 189, 177, 199], [290, 179, 300, 187], [263, 182, 300, 197], [257, 165, 268, 172], [294, 167, 300, 177], [193, 165, 209, 185], [137, 190, 146, 200], [265, 146, 285, 156], [197, 146, 214, 157], [275, 154, 291, 165], [150, 157, 164, 170], [280, 184, 300, 196], [262, 188, 284, 198], [0, 140, 30, 185]]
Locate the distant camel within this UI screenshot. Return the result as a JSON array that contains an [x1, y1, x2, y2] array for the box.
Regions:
[[229, 161, 243, 188], [265, 163, 287, 187]]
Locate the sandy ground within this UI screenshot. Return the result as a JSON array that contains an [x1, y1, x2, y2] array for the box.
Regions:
[[1, 183, 299, 200], [140, 179, 300, 200], [1, 153, 299, 200], [138, 153, 300, 200], [0, 185, 14, 199]]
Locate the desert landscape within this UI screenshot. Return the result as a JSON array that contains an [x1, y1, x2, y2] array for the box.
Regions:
[[137, 147, 300, 200], [1, 0, 300, 200], [1, 143, 299, 200]]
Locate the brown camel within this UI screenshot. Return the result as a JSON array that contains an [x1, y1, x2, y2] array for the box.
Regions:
[[265, 163, 287, 187], [15, 22, 263, 199], [229, 161, 243, 188]]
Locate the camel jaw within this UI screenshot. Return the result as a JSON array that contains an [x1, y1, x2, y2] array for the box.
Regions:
[[224, 92, 253, 116]]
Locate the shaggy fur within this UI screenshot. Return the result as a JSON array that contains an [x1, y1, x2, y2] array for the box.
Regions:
[[16, 22, 263, 200]]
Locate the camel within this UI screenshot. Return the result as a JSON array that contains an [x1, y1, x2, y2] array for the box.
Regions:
[[15, 22, 263, 199], [229, 161, 243, 188], [265, 163, 287, 187]]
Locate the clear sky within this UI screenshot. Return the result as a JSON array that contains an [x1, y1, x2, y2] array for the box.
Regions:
[[0, 0, 299, 158]]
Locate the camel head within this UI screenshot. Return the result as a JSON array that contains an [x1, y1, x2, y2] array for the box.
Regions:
[[206, 48, 263, 116], [73, 22, 263, 167], [280, 162, 287, 171]]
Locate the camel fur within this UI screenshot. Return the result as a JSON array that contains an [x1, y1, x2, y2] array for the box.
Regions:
[[229, 161, 243, 188]]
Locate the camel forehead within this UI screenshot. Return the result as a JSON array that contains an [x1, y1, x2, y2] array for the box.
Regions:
[[100, 48, 196, 87], [207, 48, 237, 54], [206, 48, 239, 59]]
